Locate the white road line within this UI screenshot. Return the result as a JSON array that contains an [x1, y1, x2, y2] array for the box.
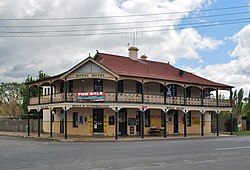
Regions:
[[215, 146, 250, 151]]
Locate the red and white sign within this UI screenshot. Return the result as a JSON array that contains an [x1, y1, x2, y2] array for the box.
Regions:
[[76, 92, 106, 102], [76, 92, 105, 96]]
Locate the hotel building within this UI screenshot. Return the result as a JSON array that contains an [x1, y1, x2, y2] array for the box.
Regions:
[[28, 47, 233, 139]]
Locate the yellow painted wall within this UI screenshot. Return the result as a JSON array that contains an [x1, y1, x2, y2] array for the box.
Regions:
[[104, 108, 115, 136], [43, 108, 212, 136]]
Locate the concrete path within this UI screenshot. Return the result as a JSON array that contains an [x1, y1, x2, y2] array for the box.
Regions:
[[0, 131, 231, 142]]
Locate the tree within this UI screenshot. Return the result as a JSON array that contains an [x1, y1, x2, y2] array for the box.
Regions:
[[0, 70, 50, 118], [232, 88, 244, 130], [0, 82, 22, 118], [242, 91, 250, 116], [20, 70, 50, 113]]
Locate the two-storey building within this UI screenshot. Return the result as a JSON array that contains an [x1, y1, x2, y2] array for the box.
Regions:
[[28, 47, 233, 139]]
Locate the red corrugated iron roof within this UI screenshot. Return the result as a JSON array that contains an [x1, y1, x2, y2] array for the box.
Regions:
[[95, 52, 233, 88]]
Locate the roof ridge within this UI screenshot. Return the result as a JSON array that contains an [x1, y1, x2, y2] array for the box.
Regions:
[[97, 52, 175, 66]]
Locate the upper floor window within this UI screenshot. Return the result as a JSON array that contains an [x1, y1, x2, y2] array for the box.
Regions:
[[94, 79, 103, 92], [160, 84, 164, 93], [136, 82, 142, 94], [69, 80, 73, 93], [186, 87, 191, 98], [117, 80, 123, 93], [60, 82, 64, 93]]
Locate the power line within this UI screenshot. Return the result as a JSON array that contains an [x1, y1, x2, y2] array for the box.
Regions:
[[0, 5, 249, 20], [1, 17, 249, 34], [0, 20, 248, 37], [0, 11, 249, 28]]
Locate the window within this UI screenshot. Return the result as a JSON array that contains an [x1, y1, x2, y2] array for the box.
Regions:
[[94, 79, 103, 92], [186, 87, 191, 98], [173, 85, 177, 96], [117, 80, 123, 93], [73, 112, 78, 127], [145, 110, 150, 127], [69, 80, 73, 93], [109, 116, 115, 125], [136, 82, 142, 94], [187, 111, 191, 126], [60, 82, 64, 93], [160, 84, 164, 93]]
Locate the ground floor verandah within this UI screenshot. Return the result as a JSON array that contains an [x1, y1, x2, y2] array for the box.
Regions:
[[27, 103, 233, 140]]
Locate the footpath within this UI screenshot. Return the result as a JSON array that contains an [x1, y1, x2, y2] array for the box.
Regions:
[[0, 131, 232, 142]]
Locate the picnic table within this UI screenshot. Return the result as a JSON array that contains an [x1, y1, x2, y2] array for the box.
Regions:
[[148, 127, 163, 135]]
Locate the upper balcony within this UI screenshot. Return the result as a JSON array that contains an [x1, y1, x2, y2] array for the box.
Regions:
[[29, 79, 232, 107]]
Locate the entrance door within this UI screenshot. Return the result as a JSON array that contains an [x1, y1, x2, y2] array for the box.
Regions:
[[60, 111, 64, 134], [174, 110, 179, 133], [136, 111, 141, 134], [93, 109, 104, 133], [119, 108, 127, 136]]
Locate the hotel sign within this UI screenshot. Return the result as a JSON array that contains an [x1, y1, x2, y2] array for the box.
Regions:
[[76, 92, 105, 102], [75, 73, 105, 78]]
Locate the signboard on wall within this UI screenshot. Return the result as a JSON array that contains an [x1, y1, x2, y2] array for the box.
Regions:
[[76, 92, 106, 102], [166, 85, 175, 97], [75, 73, 105, 78]]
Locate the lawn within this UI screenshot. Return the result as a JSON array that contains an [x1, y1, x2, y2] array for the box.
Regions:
[[233, 131, 250, 136], [223, 131, 250, 136]]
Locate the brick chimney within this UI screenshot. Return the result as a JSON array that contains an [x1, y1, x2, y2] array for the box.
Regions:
[[128, 47, 139, 60]]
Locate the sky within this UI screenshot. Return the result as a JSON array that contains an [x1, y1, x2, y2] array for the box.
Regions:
[[0, 0, 249, 95]]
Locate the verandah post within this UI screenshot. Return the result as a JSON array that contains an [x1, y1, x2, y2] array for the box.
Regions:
[[184, 110, 187, 137], [201, 111, 204, 137]]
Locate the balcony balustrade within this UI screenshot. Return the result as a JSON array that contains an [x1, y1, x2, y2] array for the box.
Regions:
[[144, 94, 164, 104], [29, 97, 38, 105], [218, 99, 231, 107], [166, 97, 185, 105], [30, 92, 231, 107], [203, 98, 217, 106], [186, 97, 202, 106], [118, 93, 142, 103]]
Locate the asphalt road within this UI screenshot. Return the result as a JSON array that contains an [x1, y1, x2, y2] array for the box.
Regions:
[[1, 136, 250, 170]]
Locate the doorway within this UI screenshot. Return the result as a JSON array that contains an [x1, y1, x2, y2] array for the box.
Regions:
[[60, 111, 64, 134], [136, 111, 141, 134], [119, 108, 127, 136], [93, 109, 104, 133]]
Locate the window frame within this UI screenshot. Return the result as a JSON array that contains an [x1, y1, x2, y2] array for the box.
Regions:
[[136, 81, 142, 94], [94, 79, 103, 92], [117, 80, 124, 93], [145, 110, 150, 127], [69, 80, 73, 93], [73, 112, 78, 127]]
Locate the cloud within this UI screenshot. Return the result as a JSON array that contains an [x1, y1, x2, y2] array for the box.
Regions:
[[230, 24, 250, 58], [0, 0, 222, 82], [183, 24, 250, 95]]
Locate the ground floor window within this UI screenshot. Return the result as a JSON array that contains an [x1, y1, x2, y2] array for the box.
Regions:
[[145, 110, 150, 127], [73, 112, 78, 127], [109, 116, 115, 125]]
